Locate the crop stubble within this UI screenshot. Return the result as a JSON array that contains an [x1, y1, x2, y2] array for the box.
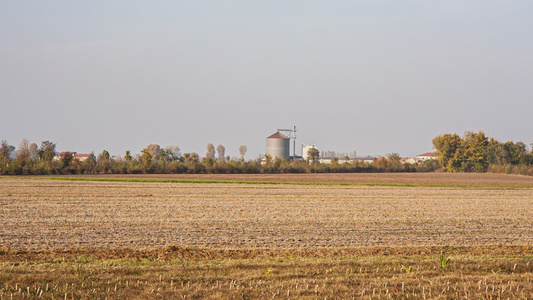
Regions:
[[1, 175, 533, 251]]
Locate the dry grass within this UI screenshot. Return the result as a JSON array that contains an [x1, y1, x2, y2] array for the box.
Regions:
[[1, 253, 532, 299], [1, 174, 533, 299]]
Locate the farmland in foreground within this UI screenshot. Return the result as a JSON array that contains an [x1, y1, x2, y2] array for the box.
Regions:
[[1, 173, 533, 298]]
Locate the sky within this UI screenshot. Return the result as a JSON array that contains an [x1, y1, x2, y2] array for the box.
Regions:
[[1, 1, 532, 159]]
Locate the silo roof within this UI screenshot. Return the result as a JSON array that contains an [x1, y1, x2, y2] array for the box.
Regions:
[[267, 132, 289, 139]]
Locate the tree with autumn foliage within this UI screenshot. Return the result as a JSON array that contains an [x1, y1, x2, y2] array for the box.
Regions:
[[433, 131, 533, 173], [433, 131, 489, 172], [432, 133, 461, 171]]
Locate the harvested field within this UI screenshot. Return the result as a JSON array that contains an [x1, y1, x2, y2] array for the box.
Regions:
[[2, 174, 533, 299], [38, 172, 533, 186], [1, 175, 533, 250], [1, 253, 533, 299]]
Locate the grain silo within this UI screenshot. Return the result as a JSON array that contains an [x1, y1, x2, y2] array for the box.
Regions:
[[266, 131, 290, 159]]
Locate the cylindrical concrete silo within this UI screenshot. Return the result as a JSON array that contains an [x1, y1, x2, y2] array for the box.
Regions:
[[266, 132, 290, 159]]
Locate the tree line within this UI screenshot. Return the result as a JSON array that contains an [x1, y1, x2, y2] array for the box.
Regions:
[[432, 131, 533, 176], [0, 139, 439, 175], [2, 132, 532, 176]]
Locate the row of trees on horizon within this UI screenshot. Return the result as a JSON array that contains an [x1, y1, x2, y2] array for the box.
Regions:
[[1, 131, 533, 176], [432, 131, 533, 176]]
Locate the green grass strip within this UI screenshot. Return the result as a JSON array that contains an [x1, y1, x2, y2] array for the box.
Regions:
[[2, 176, 532, 189]]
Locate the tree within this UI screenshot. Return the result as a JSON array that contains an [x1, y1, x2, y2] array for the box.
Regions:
[[206, 143, 215, 159], [0, 140, 12, 166], [486, 140, 509, 165], [386, 153, 401, 170], [38, 141, 56, 163], [239, 145, 248, 160], [16, 139, 30, 162], [145, 144, 161, 161], [86, 152, 96, 164], [504, 141, 526, 165], [96, 150, 111, 173], [460, 131, 489, 172], [29, 143, 38, 161], [124, 150, 133, 162], [432, 133, 461, 171], [87, 152, 96, 164], [307, 147, 320, 164], [433, 131, 493, 172], [386, 152, 401, 162], [81, 152, 96, 174], [141, 147, 153, 171], [216, 144, 225, 161], [60, 151, 74, 169], [166, 145, 181, 159], [159, 148, 174, 162], [101, 150, 110, 161], [373, 157, 390, 170], [159, 146, 180, 162]]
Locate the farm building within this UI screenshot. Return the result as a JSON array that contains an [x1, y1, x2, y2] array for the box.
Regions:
[[53, 152, 92, 162], [416, 152, 437, 161], [302, 144, 318, 160], [266, 131, 290, 159]]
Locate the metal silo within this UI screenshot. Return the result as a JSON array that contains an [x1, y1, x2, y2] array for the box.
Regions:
[[266, 132, 290, 159]]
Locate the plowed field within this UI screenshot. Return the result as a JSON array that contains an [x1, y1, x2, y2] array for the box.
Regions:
[[2, 174, 533, 250]]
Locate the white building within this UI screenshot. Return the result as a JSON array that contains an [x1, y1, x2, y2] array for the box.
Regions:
[[302, 144, 318, 160], [416, 152, 437, 161]]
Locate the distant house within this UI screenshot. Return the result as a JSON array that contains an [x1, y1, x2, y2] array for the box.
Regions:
[[74, 153, 92, 162], [53, 152, 92, 162], [400, 157, 418, 164], [416, 152, 437, 161], [319, 157, 376, 164], [360, 157, 377, 164], [319, 157, 348, 164]]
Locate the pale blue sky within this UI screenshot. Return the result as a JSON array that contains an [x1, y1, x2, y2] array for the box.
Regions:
[[1, 1, 532, 158]]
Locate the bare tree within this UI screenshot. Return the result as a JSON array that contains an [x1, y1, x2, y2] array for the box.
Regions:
[[206, 143, 215, 159], [166, 145, 181, 158], [29, 143, 38, 161], [238, 145, 247, 160], [216, 144, 225, 161], [157, 145, 181, 162], [145, 144, 161, 160], [16, 139, 30, 161]]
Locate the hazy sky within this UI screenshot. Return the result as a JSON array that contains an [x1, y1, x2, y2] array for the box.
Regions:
[[1, 1, 532, 158]]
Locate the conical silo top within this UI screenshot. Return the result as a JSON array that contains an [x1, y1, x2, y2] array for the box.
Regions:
[[267, 132, 289, 139]]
